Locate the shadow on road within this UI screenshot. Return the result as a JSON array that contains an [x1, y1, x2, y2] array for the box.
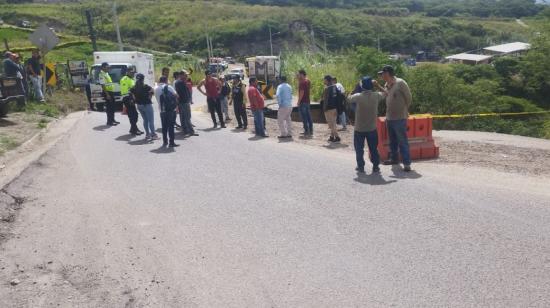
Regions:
[[248, 135, 268, 141], [128, 138, 153, 146], [0, 119, 17, 127], [389, 165, 422, 179], [115, 134, 137, 142], [150, 146, 175, 154], [92, 125, 111, 131], [298, 135, 313, 140], [354, 173, 397, 185], [199, 127, 222, 133], [174, 133, 190, 141], [322, 143, 349, 150], [230, 128, 247, 133], [278, 138, 294, 143]]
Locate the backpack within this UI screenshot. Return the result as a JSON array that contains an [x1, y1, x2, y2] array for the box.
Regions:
[[160, 85, 177, 112], [221, 82, 231, 96], [335, 87, 347, 115]]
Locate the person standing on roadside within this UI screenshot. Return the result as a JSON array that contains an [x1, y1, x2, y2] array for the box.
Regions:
[[378, 65, 413, 172], [248, 77, 268, 138], [155, 76, 179, 147], [26, 50, 45, 102], [229, 76, 248, 129], [99, 62, 119, 126], [333, 77, 347, 131], [175, 70, 198, 136], [275, 76, 293, 139], [322, 75, 340, 143], [120, 68, 142, 135], [350, 76, 384, 174], [130, 74, 158, 140], [297, 69, 313, 136], [197, 70, 225, 128], [219, 76, 232, 122]]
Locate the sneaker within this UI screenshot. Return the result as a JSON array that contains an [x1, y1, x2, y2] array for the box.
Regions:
[[221, 124, 226, 128], [162, 142, 168, 147], [334, 137, 341, 142], [136, 130, 144, 135], [355, 167, 365, 173], [145, 134, 151, 140], [113, 121, 120, 124], [169, 143, 180, 148], [328, 136, 335, 142], [383, 159, 399, 165], [213, 123, 218, 128], [277, 136, 286, 139], [372, 166, 381, 173], [151, 134, 160, 140], [404, 165, 412, 172], [237, 125, 243, 129], [243, 126, 247, 130]]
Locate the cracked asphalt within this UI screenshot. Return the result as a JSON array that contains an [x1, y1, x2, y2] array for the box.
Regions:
[[0, 103, 549, 307]]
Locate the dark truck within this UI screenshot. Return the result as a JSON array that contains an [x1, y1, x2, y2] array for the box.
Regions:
[[0, 77, 26, 117]]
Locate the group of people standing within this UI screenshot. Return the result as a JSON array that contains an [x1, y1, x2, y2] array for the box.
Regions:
[[2, 50, 45, 102], [97, 61, 413, 173], [272, 65, 413, 173]]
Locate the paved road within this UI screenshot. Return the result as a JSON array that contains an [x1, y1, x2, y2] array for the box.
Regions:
[[1, 108, 550, 307]]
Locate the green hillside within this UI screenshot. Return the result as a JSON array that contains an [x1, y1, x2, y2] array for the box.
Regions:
[[0, 0, 536, 56]]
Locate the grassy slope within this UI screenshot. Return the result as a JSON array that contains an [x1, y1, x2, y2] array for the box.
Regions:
[[0, 0, 533, 56]]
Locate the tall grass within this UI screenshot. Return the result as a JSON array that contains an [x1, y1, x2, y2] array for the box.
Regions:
[[282, 51, 359, 101]]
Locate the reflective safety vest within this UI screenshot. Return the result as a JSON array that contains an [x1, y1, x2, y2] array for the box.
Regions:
[[119, 76, 135, 96], [99, 70, 115, 92]]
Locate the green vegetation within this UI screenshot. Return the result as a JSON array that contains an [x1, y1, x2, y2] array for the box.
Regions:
[[0, 0, 535, 56], [0, 134, 19, 156]]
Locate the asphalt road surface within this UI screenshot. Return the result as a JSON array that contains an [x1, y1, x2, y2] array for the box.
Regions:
[[1, 104, 550, 307]]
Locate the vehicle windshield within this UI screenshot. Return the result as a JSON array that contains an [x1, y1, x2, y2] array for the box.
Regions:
[[91, 65, 132, 83]]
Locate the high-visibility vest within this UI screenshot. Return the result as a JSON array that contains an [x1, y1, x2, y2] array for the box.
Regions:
[[119, 76, 135, 96], [99, 70, 115, 92]]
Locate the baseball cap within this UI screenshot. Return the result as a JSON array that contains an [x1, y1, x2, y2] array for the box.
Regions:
[[101, 62, 110, 68], [361, 76, 373, 91], [378, 65, 395, 75]]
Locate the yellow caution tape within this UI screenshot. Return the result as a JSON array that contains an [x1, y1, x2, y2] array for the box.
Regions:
[[416, 111, 550, 119]]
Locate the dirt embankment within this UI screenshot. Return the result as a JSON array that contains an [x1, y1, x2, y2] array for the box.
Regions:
[[241, 114, 550, 178]]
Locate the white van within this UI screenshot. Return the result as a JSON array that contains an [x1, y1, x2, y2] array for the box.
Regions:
[[89, 52, 155, 110]]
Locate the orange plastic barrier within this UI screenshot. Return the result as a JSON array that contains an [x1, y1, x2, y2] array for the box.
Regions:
[[376, 116, 439, 161]]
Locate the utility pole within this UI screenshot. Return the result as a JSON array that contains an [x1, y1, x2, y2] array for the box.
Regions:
[[310, 29, 315, 51], [269, 26, 273, 56], [323, 33, 327, 55], [85, 10, 97, 52], [113, 1, 123, 51], [3, 39, 9, 51]]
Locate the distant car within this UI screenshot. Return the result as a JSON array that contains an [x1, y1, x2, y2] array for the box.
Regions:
[[225, 57, 236, 64], [208, 63, 225, 78], [225, 68, 245, 80], [19, 20, 31, 28], [175, 50, 192, 56]]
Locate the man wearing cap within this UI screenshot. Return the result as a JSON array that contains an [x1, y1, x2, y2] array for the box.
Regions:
[[229, 76, 248, 129], [120, 68, 142, 135], [248, 77, 268, 137], [350, 77, 385, 173], [197, 70, 225, 128], [99, 62, 119, 126], [378, 65, 413, 172], [26, 50, 45, 102], [219, 75, 232, 122], [175, 70, 198, 136], [322, 75, 341, 143]]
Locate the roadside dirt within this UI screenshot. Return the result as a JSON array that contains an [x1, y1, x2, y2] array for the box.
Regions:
[[0, 112, 52, 158], [227, 113, 550, 178]]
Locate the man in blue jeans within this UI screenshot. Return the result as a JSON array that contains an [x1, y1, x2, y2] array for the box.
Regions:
[[297, 69, 313, 136], [350, 77, 385, 173], [378, 65, 413, 172]]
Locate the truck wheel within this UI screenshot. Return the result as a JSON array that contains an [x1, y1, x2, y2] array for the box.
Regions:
[[0, 103, 8, 117], [96, 103, 105, 112]]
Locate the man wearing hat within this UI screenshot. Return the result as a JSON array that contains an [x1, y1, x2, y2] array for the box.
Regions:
[[378, 65, 413, 172], [120, 68, 142, 135], [229, 75, 248, 129], [350, 77, 385, 173], [99, 62, 119, 126]]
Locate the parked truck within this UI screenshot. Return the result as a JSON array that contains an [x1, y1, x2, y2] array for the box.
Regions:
[[0, 77, 26, 117], [245, 56, 281, 99], [89, 51, 155, 110]]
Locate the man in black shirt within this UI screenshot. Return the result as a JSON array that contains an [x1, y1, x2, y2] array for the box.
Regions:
[[25, 50, 45, 102], [174, 70, 198, 136]]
